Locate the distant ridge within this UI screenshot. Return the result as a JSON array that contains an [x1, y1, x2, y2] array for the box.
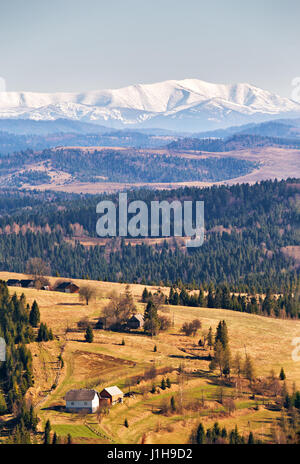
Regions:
[[1, 78, 300, 131]]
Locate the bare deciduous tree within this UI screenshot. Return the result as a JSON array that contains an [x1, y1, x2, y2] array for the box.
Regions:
[[101, 291, 136, 329], [26, 257, 51, 288], [79, 285, 97, 305]]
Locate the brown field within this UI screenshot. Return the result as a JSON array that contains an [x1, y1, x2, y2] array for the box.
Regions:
[[1, 271, 300, 444]]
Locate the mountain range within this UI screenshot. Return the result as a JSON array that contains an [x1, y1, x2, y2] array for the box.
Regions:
[[1, 79, 300, 131]]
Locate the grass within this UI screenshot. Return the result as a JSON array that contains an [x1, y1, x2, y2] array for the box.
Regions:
[[51, 424, 99, 438], [1, 271, 300, 444]]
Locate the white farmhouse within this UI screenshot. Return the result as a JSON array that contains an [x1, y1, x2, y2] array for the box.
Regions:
[[65, 389, 99, 413]]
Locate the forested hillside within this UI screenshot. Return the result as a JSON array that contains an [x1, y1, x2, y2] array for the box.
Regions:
[[0, 179, 298, 293], [0, 147, 256, 185], [168, 134, 300, 152]]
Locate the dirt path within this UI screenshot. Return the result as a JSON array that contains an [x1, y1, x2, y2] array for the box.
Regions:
[[34, 333, 68, 410]]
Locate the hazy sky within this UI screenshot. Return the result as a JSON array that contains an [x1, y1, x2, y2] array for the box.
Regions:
[[0, 0, 299, 96]]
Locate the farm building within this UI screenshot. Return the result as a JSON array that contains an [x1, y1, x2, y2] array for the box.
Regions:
[[95, 317, 106, 329], [6, 279, 22, 287], [65, 389, 99, 413], [100, 386, 124, 405], [20, 279, 35, 288], [55, 281, 80, 293], [127, 314, 144, 329]]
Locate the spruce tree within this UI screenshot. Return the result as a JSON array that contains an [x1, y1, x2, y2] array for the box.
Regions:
[[207, 327, 213, 348], [142, 287, 149, 302], [85, 326, 94, 343], [170, 396, 176, 412], [144, 300, 160, 337], [29, 300, 40, 327], [44, 419, 51, 445], [248, 431, 254, 444], [161, 378, 166, 390], [52, 432, 57, 444], [279, 367, 286, 381], [196, 423, 205, 444]]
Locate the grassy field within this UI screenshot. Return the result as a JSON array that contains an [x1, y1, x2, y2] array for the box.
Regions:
[[1, 271, 299, 444]]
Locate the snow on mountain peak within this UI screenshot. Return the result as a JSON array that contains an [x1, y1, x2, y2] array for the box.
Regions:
[[0, 78, 299, 131]]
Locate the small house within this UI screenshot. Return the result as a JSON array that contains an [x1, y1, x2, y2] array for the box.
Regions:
[[20, 279, 35, 289], [65, 389, 99, 413], [6, 279, 22, 287], [95, 317, 106, 329], [127, 314, 144, 330], [100, 386, 124, 405], [41, 285, 51, 291], [55, 281, 80, 293]]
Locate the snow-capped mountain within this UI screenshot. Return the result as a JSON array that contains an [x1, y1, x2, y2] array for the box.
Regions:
[[0, 79, 300, 131]]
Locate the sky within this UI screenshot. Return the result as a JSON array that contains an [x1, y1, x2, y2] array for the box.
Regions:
[[0, 0, 299, 97]]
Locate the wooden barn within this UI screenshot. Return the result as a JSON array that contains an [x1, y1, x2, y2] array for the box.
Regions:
[[99, 386, 124, 405], [65, 389, 99, 413], [55, 281, 80, 293], [20, 279, 35, 289], [127, 314, 144, 330], [6, 279, 22, 287]]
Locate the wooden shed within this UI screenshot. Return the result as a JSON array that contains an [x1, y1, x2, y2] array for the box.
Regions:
[[127, 314, 144, 330], [99, 386, 124, 405], [55, 281, 80, 293]]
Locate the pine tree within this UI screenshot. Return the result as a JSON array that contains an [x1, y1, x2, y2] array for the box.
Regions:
[[52, 432, 57, 444], [248, 431, 254, 444], [279, 367, 286, 381], [207, 327, 213, 348], [221, 427, 227, 439], [44, 419, 51, 445], [215, 320, 228, 349], [85, 326, 94, 343], [142, 287, 149, 302], [207, 285, 215, 308], [161, 379, 166, 390], [196, 423, 205, 444], [67, 433, 72, 444], [198, 287, 205, 307], [166, 377, 171, 388], [144, 300, 160, 337], [170, 396, 176, 412], [29, 300, 40, 327], [124, 418, 129, 428]]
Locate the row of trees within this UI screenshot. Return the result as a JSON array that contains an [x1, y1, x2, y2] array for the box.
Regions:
[[191, 422, 259, 444], [0, 283, 54, 443], [167, 284, 300, 319], [206, 320, 256, 383]]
